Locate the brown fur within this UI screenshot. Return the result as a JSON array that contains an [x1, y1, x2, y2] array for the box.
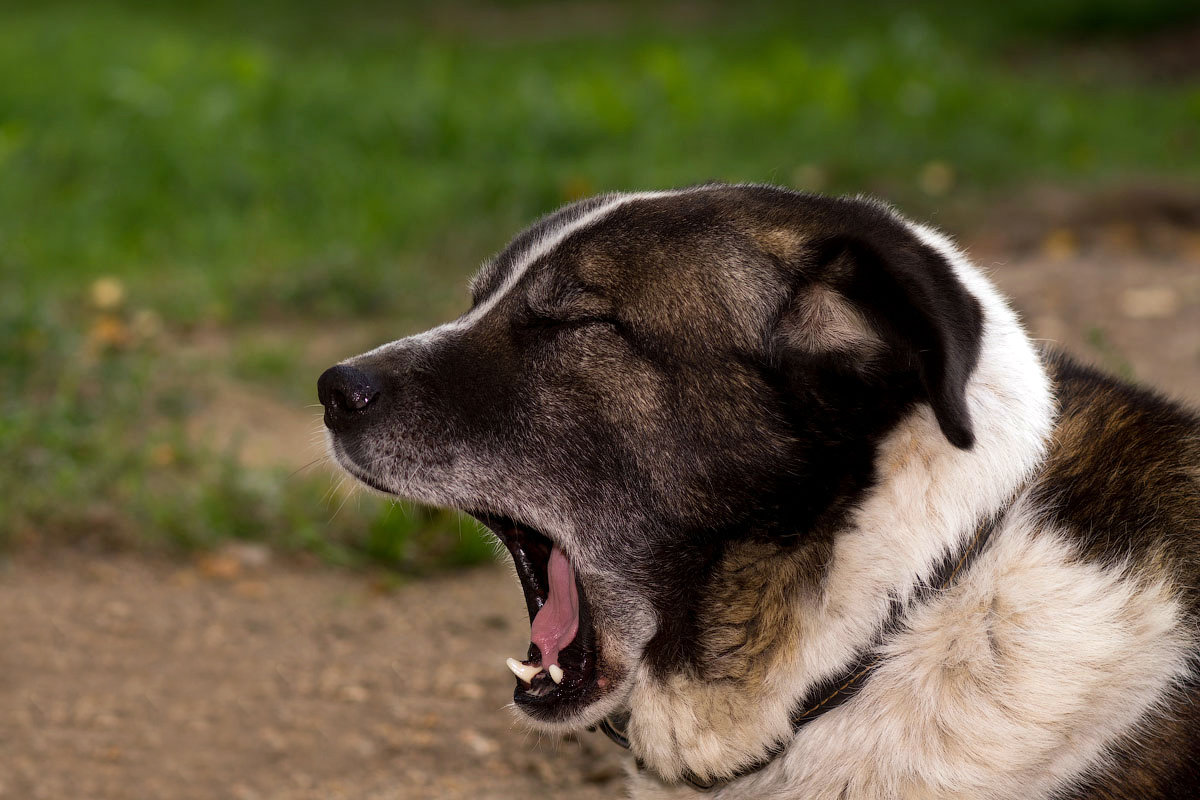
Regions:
[[781, 284, 882, 355], [698, 538, 832, 684], [1034, 350, 1200, 614]]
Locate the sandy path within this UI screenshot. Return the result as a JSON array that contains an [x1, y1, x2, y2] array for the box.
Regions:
[[0, 555, 627, 800]]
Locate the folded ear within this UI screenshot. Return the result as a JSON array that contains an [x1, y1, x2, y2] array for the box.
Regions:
[[778, 232, 984, 449]]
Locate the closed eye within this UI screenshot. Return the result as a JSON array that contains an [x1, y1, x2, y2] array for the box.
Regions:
[[527, 315, 616, 331], [518, 310, 628, 343]]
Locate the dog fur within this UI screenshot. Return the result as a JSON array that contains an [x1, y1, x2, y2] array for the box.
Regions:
[[319, 185, 1200, 799]]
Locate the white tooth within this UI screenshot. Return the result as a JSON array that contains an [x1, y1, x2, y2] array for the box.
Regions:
[[548, 664, 564, 684], [506, 657, 542, 683]]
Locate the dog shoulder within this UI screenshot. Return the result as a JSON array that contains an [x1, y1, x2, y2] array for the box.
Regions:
[[1034, 348, 1200, 595], [1028, 349, 1200, 798]]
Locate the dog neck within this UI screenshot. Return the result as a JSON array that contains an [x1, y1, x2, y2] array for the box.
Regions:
[[602, 507, 1004, 792], [622, 234, 1056, 786]]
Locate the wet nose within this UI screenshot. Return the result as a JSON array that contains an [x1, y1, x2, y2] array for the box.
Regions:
[[317, 364, 380, 429]]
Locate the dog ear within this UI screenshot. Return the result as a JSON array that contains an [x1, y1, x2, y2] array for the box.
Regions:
[[779, 233, 984, 449]]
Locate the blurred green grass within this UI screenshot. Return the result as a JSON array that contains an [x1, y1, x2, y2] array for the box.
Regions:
[[1, 0, 1197, 570], [5, 1, 1198, 320]]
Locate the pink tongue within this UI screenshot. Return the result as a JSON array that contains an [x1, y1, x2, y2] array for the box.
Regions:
[[530, 546, 579, 668]]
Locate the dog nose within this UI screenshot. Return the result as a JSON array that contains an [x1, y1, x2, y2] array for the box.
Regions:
[[317, 364, 380, 428]]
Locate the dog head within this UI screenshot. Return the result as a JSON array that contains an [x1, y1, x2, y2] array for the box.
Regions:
[[318, 185, 988, 738]]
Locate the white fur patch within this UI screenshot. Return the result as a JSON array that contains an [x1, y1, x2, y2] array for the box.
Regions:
[[630, 516, 1194, 799]]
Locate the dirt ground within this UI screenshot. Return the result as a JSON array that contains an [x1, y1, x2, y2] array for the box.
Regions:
[[0, 553, 628, 800], [3, 196, 1198, 800]]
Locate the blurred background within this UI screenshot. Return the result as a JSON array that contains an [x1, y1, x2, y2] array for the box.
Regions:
[[1, 1, 1197, 798]]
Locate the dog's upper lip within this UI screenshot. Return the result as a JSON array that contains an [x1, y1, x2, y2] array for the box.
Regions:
[[475, 514, 551, 620]]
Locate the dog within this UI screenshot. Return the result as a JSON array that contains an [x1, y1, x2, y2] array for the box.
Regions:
[[318, 185, 1200, 798]]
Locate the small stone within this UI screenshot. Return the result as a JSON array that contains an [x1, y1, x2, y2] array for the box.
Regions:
[[259, 727, 287, 753], [462, 729, 499, 756], [340, 685, 369, 703], [454, 681, 485, 700], [104, 601, 131, 618], [223, 542, 272, 569], [1121, 287, 1180, 320], [347, 734, 379, 758]]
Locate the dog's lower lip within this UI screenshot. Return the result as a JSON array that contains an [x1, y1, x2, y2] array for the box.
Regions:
[[328, 439, 397, 495], [512, 581, 600, 713]]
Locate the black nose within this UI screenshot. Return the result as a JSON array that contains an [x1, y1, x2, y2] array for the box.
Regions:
[[317, 364, 379, 429]]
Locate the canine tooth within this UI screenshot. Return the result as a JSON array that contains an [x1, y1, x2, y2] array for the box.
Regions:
[[506, 658, 542, 683], [548, 664, 564, 684]]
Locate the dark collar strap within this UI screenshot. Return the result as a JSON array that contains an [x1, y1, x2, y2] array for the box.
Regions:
[[594, 510, 1004, 792]]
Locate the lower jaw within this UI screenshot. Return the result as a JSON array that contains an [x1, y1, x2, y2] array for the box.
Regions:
[[513, 602, 607, 722], [513, 672, 605, 721], [513, 670, 628, 730]]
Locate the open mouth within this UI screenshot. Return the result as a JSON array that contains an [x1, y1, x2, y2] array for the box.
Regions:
[[473, 515, 609, 721]]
